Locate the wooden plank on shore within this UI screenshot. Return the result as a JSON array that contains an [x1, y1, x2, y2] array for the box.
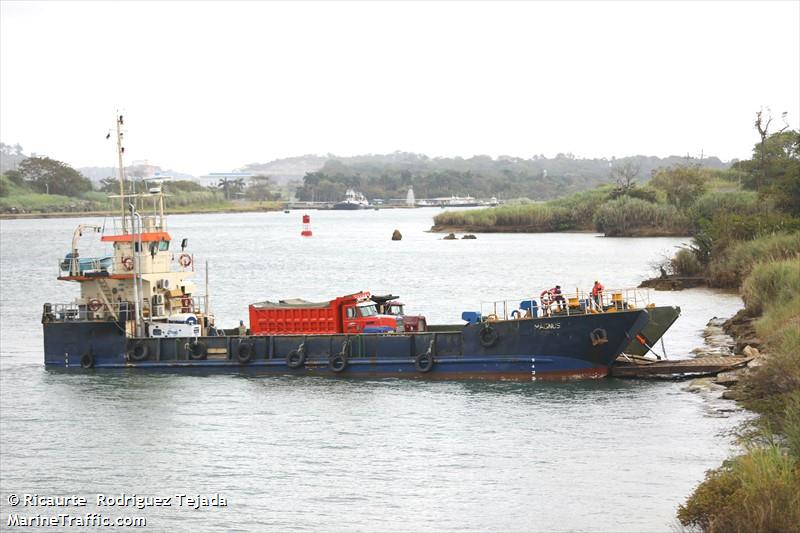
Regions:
[[611, 357, 751, 378]]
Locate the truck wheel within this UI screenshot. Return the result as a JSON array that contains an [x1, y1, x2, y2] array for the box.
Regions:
[[414, 352, 434, 373], [287, 349, 305, 369], [130, 342, 149, 361], [329, 353, 348, 373], [479, 326, 499, 348], [188, 341, 207, 360], [237, 342, 253, 363]]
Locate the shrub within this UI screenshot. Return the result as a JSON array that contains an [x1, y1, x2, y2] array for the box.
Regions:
[[689, 191, 761, 230], [592, 196, 690, 236], [649, 164, 710, 210], [433, 203, 580, 231], [709, 232, 800, 287], [671, 248, 705, 277], [703, 212, 800, 254]]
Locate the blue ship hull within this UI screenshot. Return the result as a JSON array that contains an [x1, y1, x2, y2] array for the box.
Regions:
[[43, 311, 649, 381]]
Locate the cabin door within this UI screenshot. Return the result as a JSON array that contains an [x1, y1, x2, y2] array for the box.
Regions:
[[344, 305, 360, 333]]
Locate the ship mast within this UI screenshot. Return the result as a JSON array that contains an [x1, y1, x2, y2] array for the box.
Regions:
[[116, 113, 127, 233]]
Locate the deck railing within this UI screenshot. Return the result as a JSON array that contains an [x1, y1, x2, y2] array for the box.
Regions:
[[43, 295, 208, 323], [479, 287, 653, 321], [58, 252, 195, 277], [42, 301, 134, 322]]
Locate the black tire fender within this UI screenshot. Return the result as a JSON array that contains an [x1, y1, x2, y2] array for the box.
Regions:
[[130, 342, 149, 361], [237, 342, 253, 363], [414, 352, 434, 373], [479, 325, 499, 348], [286, 349, 306, 369], [80, 352, 95, 369], [590, 328, 608, 346], [329, 353, 348, 373], [189, 341, 207, 360]]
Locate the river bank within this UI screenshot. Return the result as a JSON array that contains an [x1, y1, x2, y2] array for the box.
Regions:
[[0, 202, 284, 220], [429, 224, 687, 236]]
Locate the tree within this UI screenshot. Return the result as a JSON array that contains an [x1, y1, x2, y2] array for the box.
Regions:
[[754, 108, 789, 192], [14, 157, 92, 196], [733, 126, 799, 215], [759, 129, 800, 215], [244, 175, 276, 201], [610, 161, 641, 195], [649, 164, 710, 210], [217, 177, 245, 200]]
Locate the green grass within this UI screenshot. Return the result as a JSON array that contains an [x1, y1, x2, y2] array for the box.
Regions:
[[0, 191, 103, 212], [433, 187, 613, 232], [433, 203, 582, 232], [592, 196, 690, 236], [0, 174, 285, 216], [677, 444, 800, 533], [741, 258, 800, 316], [709, 232, 800, 287], [433, 185, 698, 236], [680, 239, 800, 532]]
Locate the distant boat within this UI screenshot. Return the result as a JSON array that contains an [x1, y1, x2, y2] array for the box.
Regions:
[[441, 195, 479, 207], [334, 189, 370, 210], [416, 195, 481, 207]]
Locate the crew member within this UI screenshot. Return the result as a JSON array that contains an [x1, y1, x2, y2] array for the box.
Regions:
[[551, 285, 565, 307], [238, 320, 247, 336], [591, 280, 604, 309]]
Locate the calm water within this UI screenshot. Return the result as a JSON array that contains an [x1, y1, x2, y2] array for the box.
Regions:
[[1, 209, 747, 532]]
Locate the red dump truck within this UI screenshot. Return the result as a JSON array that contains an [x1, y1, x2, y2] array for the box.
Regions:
[[249, 291, 403, 335]]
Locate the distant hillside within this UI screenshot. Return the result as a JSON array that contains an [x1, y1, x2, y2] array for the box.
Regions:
[[241, 151, 730, 200], [280, 152, 730, 202], [239, 154, 331, 185], [78, 165, 197, 184], [3, 144, 733, 201]]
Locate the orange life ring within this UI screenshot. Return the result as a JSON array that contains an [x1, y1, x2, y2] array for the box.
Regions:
[[122, 256, 134, 271], [88, 299, 103, 312], [179, 253, 192, 267]]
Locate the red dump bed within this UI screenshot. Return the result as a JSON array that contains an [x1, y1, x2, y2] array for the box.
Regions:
[[249, 292, 400, 335], [249, 297, 344, 334]]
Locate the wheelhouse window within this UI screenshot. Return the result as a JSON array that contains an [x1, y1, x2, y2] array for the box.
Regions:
[[389, 305, 404, 315]]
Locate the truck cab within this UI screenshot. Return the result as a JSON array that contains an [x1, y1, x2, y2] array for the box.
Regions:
[[370, 294, 428, 332], [343, 300, 398, 333]]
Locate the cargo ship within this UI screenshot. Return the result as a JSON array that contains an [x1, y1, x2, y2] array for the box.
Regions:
[[41, 116, 651, 380]]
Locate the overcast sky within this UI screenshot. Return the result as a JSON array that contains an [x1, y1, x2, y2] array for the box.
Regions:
[[1, 1, 798, 176]]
